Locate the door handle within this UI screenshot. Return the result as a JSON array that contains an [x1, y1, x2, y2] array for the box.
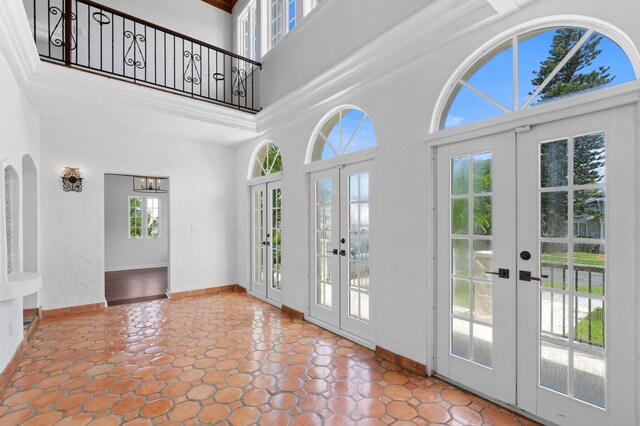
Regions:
[[328, 249, 339, 255], [519, 271, 549, 282], [486, 268, 509, 279], [262, 241, 271, 247], [339, 250, 347, 256]]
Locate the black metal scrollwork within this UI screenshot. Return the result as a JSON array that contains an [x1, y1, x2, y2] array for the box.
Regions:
[[212, 73, 225, 82], [124, 30, 146, 69], [92, 11, 111, 26], [49, 6, 77, 49], [232, 66, 247, 98], [183, 51, 202, 85]]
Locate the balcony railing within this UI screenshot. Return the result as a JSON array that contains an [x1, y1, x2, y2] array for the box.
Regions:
[[24, 0, 261, 112]]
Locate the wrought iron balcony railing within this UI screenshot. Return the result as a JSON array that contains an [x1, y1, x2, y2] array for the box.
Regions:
[[24, 0, 261, 112]]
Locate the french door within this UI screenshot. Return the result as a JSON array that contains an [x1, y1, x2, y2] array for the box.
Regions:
[[251, 180, 283, 304], [435, 106, 637, 425], [309, 161, 373, 344], [435, 131, 517, 404]]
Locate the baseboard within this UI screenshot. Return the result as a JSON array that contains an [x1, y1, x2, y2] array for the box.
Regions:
[[0, 314, 39, 392], [105, 264, 168, 272], [282, 304, 304, 319], [375, 345, 427, 377], [42, 302, 106, 318], [169, 284, 245, 300], [23, 307, 41, 318]]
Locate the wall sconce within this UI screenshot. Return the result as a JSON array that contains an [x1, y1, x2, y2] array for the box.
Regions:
[[61, 167, 83, 192], [133, 176, 168, 193]]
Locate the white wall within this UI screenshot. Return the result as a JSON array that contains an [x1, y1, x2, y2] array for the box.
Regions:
[[0, 51, 40, 373], [104, 174, 169, 271], [235, 0, 640, 367], [39, 101, 238, 310]]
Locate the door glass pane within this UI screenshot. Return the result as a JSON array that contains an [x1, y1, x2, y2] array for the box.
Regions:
[[473, 323, 492, 367], [452, 318, 471, 359], [541, 139, 568, 188], [271, 187, 282, 291], [574, 350, 606, 407], [348, 172, 370, 322], [540, 341, 568, 394], [574, 189, 605, 239], [452, 279, 470, 317], [541, 192, 568, 237], [574, 244, 605, 295], [541, 242, 568, 290], [449, 153, 493, 367], [473, 239, 492, 278], [254, 190, 265, 285], [452, 199, 469, 235], [473, 196, 492, 236], [315, 179, 332, 308], [538, 132, 606, 408]]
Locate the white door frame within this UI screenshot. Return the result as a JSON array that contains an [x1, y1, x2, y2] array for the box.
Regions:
[[426, 90, 640, 424], [248, 173, 283, 307], [434, 132, 517, 405], [304, 151, 376, 349]]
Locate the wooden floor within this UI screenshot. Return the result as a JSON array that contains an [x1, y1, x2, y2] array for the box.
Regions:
[[105, 267, 167, 306]]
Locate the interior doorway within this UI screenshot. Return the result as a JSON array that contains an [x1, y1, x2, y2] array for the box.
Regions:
[[104, 174, 169, 305]]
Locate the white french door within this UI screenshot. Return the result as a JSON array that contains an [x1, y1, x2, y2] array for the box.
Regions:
[[251, 180, 283, 304], [309, 161, 373, 344], [516, 106, 637, 425], [435, 106, 637, 425], [435, 131, 517, 404]]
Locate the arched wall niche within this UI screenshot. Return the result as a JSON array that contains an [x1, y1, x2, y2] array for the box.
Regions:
[[3, 165, 20, 276], [22, 155, 37, 274]]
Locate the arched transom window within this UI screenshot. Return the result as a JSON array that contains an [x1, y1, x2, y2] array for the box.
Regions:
[[252, 142, 283, 178], [438, 25, 637, 130], [310, 108, 376, 162]]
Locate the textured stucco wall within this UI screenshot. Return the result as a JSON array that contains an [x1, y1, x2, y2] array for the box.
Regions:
[[0, 52, 41, 373], [39, 111, 238, 310]]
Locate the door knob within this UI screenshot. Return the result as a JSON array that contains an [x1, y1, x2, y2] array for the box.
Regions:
[[519, 271, 548, 282], [486, 268, 509, 279]]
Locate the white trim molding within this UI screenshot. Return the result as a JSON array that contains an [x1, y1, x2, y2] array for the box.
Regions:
[[0, 0, 40, 85]]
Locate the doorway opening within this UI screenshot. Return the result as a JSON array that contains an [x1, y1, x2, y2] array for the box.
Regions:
[[104, 174, 169, 306], [248, 142, 284, 306]]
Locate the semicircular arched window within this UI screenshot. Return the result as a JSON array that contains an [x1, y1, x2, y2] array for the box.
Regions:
[[252, 142, 283, 178], [311, 108, 376, 162], [439, 25, 637, 130]]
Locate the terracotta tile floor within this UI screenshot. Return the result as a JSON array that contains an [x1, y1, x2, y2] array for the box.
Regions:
[[0, 293, 539, 425]]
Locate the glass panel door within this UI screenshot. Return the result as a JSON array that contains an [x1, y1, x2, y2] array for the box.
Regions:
[[340, 162, 373, 342], [267, 181, 283, 304], [435, 132, 516, 404], [309, 162, 374, 344], [251, 184, 267, 298], [516, 106, 637, 425], [251, 181, 283, 304], [309, 168, 340, 328]]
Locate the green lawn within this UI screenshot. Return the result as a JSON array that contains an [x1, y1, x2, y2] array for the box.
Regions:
[[541, 251, 605, 267], [576, 307, 604, 347]]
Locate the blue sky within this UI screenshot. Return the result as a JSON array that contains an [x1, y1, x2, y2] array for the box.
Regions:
[[321, 110, 376, 160], [445, 29, 636, 129]]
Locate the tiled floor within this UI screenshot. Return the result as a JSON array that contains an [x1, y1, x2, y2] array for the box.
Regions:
[[0, 292, 539, 425]]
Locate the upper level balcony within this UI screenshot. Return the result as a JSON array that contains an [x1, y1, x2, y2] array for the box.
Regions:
[[22, 0, 261, 113]]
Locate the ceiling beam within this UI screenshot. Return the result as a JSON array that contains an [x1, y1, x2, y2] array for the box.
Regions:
[[200, 0, 238, 14]]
